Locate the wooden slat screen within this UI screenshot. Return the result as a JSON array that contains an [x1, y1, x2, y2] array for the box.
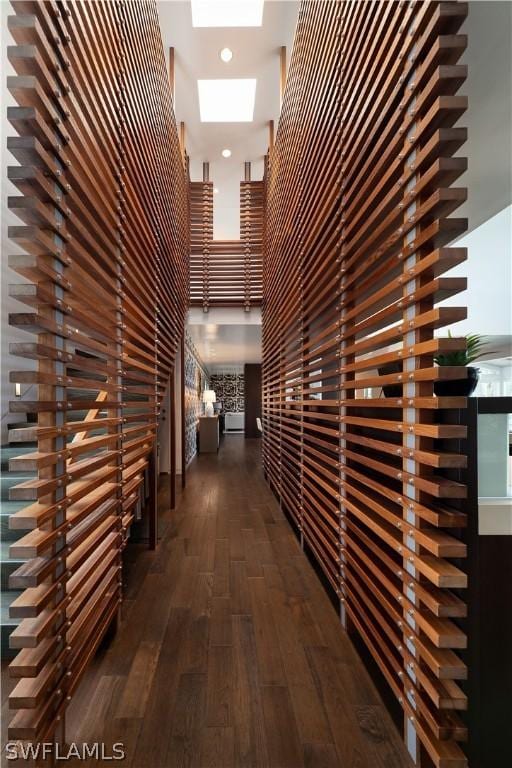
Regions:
[[262, 2, 469, 765], [240, 180, 264, 309], [6, 0, 188, 744], [190, 180, 213, 311], [190, 180, 263, 309]]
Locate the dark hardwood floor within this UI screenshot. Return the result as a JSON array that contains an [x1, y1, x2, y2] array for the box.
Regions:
[[9, 437, 414, 767]]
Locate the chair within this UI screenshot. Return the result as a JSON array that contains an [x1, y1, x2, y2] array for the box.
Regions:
[[225, 411, 244, 431]]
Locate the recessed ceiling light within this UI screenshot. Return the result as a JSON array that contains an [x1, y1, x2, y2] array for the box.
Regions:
[[214, 187, 219, 194], [220, 47, 233, 63], [198, 79, 257, 123], [191, 0, 264, 28], [221, 149, 231, 158]]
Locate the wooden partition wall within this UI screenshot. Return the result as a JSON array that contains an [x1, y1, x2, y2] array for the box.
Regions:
[[190, 179, 263, 309], [6, 0, 188, 743], [262, 2, 469, 765]]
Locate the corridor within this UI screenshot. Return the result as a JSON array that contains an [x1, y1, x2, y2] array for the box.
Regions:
[[3, 0, 510, 763], [65, 438, 412, 768]]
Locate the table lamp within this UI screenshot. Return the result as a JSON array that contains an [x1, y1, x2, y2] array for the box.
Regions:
[[203, 389, 216, 417]]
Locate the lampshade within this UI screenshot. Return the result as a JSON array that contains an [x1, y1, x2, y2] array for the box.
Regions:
[[203, 389, 216, 403]]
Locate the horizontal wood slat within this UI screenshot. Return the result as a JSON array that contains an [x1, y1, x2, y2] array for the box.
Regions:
[[190, 179, 263, 310], [262, 2, 468, 765], [6, 0, 188, 745]]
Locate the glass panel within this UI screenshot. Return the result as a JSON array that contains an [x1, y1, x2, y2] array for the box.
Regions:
[[478, 412, 511, 496], [474, 362, 512, 397], [477, 411, 512, 535]]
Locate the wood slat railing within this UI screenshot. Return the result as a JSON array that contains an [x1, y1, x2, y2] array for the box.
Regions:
[[190, 179, 263, 310], [262, 2, 469, 766], [6, 0, 188, 746]]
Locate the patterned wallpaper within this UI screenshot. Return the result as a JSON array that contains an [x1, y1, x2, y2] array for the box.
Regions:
[[184, 335, 209, 465], [209, 373, 245, 413]]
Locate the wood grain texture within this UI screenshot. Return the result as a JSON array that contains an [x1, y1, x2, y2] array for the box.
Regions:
[[190, 181, 263, 309], [262, 2, 469, 765], [22, 437, 411, 768], [6, 0, 188, 744]]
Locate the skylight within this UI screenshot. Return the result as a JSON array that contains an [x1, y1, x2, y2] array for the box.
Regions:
[[198, 79, 257, 122], [191, 0, 264, 27]]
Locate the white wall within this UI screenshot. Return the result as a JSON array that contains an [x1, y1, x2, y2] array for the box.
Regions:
[[439, 205, 512, 338], [208, 363, 244, 375], [459, 2, 512, 232], [189, 156, 265, 241]]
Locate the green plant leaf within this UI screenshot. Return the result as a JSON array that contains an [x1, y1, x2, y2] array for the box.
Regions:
[[434, 332, 488, 366]]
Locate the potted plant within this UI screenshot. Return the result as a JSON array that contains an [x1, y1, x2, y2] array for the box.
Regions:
[[433, 332, 487, 396]]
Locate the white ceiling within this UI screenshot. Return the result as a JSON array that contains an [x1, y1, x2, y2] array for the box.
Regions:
[[188, 321, 262, 366], [157, 0, 299, 239]]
